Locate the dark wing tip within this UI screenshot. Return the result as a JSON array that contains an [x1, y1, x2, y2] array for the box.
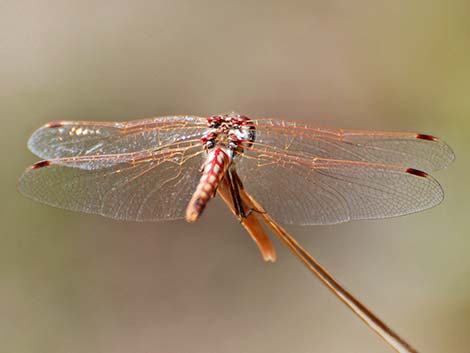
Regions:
[[416, 133, 438, 142], [406, 168, 428, 178], [45, 121, 64, 128], [31, 160, 52, 169]]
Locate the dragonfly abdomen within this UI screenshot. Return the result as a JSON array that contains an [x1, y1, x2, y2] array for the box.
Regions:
[[186, 148, 231, 222]]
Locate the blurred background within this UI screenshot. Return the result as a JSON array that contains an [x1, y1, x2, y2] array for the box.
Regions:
[[1, 1, 468, 352]]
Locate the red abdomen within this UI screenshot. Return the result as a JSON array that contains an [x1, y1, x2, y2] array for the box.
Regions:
[[186, 148, 230, 222]]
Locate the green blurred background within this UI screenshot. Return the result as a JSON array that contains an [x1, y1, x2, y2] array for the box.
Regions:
[[1, 1, 468, 352]]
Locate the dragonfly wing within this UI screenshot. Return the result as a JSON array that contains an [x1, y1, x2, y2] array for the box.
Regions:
[[252, 119, 454, 172], [18, 146, 205, 221], [236, 146, 444, 225], [27, 115, 208, 169]]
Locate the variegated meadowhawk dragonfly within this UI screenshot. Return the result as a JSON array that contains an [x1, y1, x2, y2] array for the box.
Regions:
[[19, 112, 454, 353]]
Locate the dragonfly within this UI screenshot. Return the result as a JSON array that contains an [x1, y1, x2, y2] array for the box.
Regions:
[[19, 112, 454, 353]]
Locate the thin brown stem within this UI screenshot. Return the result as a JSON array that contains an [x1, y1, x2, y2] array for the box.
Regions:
[[267, 218, 417, 352], [245, 191, 418, 353]]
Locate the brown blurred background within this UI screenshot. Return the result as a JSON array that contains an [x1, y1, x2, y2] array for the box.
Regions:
[[1, 1, 468, 352]]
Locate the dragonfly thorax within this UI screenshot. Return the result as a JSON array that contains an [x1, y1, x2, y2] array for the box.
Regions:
[[201, 112, 255, 157]]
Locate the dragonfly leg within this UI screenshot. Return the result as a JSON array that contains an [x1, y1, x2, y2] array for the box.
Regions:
[[229, 168, 265, 219], [243, 207, 267, 218], [225, 167, 246, 219]]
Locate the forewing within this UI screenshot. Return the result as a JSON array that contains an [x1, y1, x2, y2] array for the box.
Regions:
[[252, 119, 454, 172], [27, 115, 208, 169], [236, 146, 444, 225], [18, 145, 205, 221]]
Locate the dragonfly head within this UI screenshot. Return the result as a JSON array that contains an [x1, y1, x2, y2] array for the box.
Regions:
[[203, 112, 256, 157]]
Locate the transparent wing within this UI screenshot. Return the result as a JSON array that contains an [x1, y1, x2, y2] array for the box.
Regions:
[[236, 146, 444, 225], [251, 119, 454, 172], [18, 143, 205, 221], [27, 115, 208, 170]]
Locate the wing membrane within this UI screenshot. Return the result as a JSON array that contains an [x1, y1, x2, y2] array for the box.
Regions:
[[236, 146, 444, 225], [18, 145, 205, 221], [252, 119, 454, 172], [28, 115, 208, 169]]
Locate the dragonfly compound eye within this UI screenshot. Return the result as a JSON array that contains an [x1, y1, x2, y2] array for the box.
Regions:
[[205, 140, 215, 149]]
